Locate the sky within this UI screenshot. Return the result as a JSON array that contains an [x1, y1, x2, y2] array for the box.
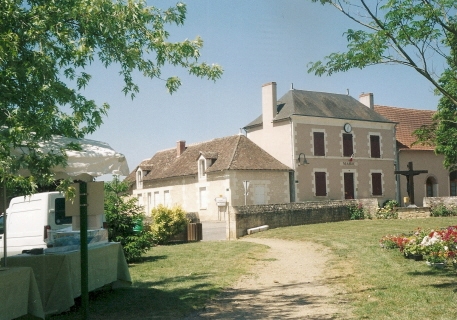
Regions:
[[86, 0, 442, 179]]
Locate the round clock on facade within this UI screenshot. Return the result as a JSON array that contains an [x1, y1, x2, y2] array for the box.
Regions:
[[344, 123, 352, 133]]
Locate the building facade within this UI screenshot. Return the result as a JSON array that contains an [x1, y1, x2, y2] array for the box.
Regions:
[[373, 103, 455, 206], [244, 82, 397, 204], [126, 135, 291, 221]]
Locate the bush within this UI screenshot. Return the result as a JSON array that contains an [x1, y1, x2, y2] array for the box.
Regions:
[[104, 176, 154, 262], [348, 202, 365, 220], [151, 204, 189, 244], [430, 203, 457, 217], [376, 200, 399, 219]]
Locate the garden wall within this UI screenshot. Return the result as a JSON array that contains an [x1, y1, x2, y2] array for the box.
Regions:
[[397, 207, 430, 219], [227, 199, 379, 239], [423, 196, 457, 208]]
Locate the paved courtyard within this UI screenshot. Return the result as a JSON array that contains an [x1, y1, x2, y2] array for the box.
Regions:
[[201, 221, 226, 241]]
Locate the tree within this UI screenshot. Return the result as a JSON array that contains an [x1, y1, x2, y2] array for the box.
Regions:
[[308, 0, 457, 169], [0, 0, 223, 194], [104, 175, 153, 262]]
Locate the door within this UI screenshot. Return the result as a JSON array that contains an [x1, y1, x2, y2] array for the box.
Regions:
[[344, 172, 355, 199]]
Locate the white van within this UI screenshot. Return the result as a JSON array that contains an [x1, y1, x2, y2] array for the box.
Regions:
[[0, 192, 73, 257]]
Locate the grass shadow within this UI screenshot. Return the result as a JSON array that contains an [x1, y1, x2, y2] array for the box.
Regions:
[[50, 274, 222, 320]]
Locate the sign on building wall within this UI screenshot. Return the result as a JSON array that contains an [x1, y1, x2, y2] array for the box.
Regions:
[[215, 196, 227, 207]]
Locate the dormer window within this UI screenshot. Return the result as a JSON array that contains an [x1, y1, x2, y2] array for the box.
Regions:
[[136, 169, 143, 189], [197, 152, 217, 181], [198, 157, 206, 179]]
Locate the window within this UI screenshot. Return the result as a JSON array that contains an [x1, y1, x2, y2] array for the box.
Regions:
[[426, 177, 434, 197], [315, 172, 327, 196], [371, 172, 382, 196], [313, 132, 325, 156], [136, 169, 143, 189], [198, 158, 207, 180], [199, 187, 207, 209], [164, 190, 171, 207], [55, 198, 72, 225], [153, 191, 160, 207], [343, 133, 353, 157], [370, 135, 381, 158], [450, 171, 457, 196]]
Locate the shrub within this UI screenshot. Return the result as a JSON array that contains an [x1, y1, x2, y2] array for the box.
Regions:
[[348, 202, 365, 220], [430, 203, 457, 217], [104, 176, 154, 262], [151, 204, 189, 244], [376, 200, 399, 219]]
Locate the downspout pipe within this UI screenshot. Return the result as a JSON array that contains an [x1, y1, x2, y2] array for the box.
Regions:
[[290, 117, 296, 202], [395, 125, 402, 205]]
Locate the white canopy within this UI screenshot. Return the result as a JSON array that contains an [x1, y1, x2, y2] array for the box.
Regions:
[[14, 135, 129, 181]]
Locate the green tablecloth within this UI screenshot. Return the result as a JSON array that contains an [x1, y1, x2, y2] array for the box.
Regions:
[[1, 242, 131, 316], [0, 267, 45, 320]]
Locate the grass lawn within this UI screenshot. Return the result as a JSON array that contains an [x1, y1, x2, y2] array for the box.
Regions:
[[51, 217, 457, 319], [248, 216, 457, 320], [50, 241, 267, 319]]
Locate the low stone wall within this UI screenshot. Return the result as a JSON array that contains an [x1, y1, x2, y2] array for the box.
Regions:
[[397, 207, 430, 219], [423, 196, 457, 208], [228, 199, 379, 239]]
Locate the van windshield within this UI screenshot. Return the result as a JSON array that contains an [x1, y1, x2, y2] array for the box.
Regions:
[[55, 198, 72, 225]]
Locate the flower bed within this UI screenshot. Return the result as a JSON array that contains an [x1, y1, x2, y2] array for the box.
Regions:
[[380, 225, 457, 267]]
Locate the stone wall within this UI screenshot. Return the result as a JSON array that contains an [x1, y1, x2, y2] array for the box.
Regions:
[[423, 196, 457, 208], [397, 207, 430, 219], [228, 199, 379, 239]]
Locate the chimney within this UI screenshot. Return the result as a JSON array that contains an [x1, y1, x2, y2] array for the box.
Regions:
[[262, 82, 277, 127], [177, 140, 186, 157], [359, 92, 374, 109]]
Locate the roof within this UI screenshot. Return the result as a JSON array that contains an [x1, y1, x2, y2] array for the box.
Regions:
[[125, 135, 291, 182], [245, 89, 392, 128], [374, 105, 435, 151]]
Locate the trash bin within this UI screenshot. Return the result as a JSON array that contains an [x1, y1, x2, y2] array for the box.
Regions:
[[133, 218, 143, 234]]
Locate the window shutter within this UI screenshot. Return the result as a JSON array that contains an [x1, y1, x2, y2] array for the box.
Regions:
[[343, 133, 353, 157], [314, 132, 325, 156], [450, 171, 457, 196], [315, 172, 327, 196], [372, 172, 382, 196], [370, 135, 381, 158]]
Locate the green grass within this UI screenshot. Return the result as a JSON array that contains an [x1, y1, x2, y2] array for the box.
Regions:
[[248, 217, 457, 320], [50, 241, 267, 319], [50, 217, 457, 319]]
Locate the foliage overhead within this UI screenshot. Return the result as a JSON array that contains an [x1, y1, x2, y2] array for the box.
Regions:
[[308, 0, 457, 170], [0, 0, 223, 194]]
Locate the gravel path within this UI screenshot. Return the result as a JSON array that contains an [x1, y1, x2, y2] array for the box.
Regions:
[[184, 237, 351, 319]]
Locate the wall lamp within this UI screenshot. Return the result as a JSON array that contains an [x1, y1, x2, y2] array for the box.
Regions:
[[297, 153, 309, 166]]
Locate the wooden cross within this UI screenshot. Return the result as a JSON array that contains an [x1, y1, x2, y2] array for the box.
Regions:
[[394, 161, 428, 206]]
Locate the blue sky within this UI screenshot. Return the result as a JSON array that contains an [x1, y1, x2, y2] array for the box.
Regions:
[[87, 0, 441, 177]]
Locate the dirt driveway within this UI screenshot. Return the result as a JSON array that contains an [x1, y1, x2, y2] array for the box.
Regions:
[[184, 237, 352, 319]]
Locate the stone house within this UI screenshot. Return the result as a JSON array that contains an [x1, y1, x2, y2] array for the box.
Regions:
[[372, 101, 455, 206], [243, 82, 397, 204], [126, 135, 292, 221]]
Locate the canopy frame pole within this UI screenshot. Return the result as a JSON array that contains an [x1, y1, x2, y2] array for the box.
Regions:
[[2, 180, 7, 267], [80, 181, 89, 319]]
